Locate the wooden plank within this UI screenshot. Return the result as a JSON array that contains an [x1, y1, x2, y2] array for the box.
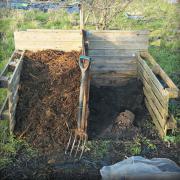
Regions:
[[88, 41, 148, 50], [9, 93, 18, 114], [91, 65, 137, 73], [91, 56, 136, 64], [9, 114, 15, 133], [8, 51, 24, 133], [14, 31, 82, 51], [27, 29, 81, 33], [91, 63, 137, 70], [86, 30, 149, 35], [145, 92, 166, 130], [8, 73, 20, 93], [143, 80, 168, 112], [88, 49, 138, 56], [9, 87, 19, 103], [145, 98, 165, 137], [0, 95, 8, 120], [14, 31, 82, 41], [138, 57, 164, 93], [92, 71, 137, 78], [138, 65, 168, 107], [15, 42, 82, 51], [9, 93, 18, 132], [8, 60, 22, 91], [143, 87, 167, 119], [87, 34, 148, 42]]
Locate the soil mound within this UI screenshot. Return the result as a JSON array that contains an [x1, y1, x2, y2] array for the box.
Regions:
[[15, 50, 81, 152]]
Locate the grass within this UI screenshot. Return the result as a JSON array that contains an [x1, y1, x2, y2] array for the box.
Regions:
[[0, 120, 37, 170], [0, 0, 179, 170]]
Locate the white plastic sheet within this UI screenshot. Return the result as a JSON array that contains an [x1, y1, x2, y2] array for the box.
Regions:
[[100, 156, 180, 180]]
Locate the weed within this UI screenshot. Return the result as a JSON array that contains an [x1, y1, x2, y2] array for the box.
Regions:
[[130, 136, 157, 155], [86, 140, 110, 160], [130, 137, 141, 155], [164, 130, 180, 144], [142, 137, 157, 150]]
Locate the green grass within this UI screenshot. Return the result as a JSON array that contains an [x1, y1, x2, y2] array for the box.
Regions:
[[149, 46, 180, 86], [0, 120, 37, 169]]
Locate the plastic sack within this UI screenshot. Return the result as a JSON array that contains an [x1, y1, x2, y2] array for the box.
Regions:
[[100, 156, 180, 180]]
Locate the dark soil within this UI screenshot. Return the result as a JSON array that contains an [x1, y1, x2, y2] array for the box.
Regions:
[[1, 51, 179, 180]]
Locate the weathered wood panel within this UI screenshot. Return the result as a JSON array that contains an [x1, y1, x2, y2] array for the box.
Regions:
[[140, 51, 179, 98], [14, 30, 82, 51], [89, 41, 148, 50], [145, 98, 165, 137], [144, 87, 166, 129], [87, 34, 148, 42], [8, 51, 24, 132], [91, 56, 136, 63], [87, 30, 148, 86], [88, 49, 138, 56], [91, 64, 137, 72], [138, 56, 164, 93], [138, 63, 168, 107], [137, 53, 173, 137], [91, 76, 134, 87]]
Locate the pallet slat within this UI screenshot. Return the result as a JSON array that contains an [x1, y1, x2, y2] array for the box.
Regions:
[[145, 98, 165, 137], [0, 96, 8, 120], [143, 87, 167, 129], [138, 56, 164, 92], [138, 64, 168, 107], [8, 51, 24, 132]]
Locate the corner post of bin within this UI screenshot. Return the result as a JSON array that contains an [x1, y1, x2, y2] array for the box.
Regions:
[[78, 3, 84, 30]]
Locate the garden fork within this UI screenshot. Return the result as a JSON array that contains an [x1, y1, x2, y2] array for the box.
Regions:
[[65, 55, 91, 159]]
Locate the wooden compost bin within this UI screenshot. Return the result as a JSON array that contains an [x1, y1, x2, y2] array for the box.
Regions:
[[0, 29, 179, 138]]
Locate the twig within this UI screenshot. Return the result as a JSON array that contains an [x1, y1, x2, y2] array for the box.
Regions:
[[29, 73, 39, 80], [19, 121, 33, 138]]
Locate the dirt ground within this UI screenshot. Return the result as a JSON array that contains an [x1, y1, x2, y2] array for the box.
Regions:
[[1, 51, 179, 179]]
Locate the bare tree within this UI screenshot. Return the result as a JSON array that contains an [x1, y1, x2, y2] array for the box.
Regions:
[[82, 0, 133, 30]]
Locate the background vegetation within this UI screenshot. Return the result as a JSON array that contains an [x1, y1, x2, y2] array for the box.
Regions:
[[0, 0, 179, 169]]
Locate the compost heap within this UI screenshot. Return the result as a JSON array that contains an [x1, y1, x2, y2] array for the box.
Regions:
[[15, 50, 81, 151]]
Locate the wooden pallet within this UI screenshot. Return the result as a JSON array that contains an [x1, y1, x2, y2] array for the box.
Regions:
[[137, 52, 179, 137], [0, 50, 24, 133]]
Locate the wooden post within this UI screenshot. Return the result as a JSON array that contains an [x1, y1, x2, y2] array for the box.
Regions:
[[79, 3, 84, 29]]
